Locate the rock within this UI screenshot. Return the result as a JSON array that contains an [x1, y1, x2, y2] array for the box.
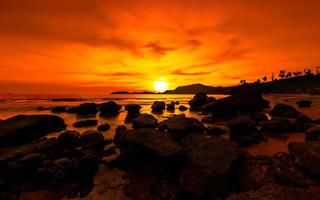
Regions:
[[166, 102, 175, 111], [158, 115, 205, 141], [175, 101, 180, 105], [132, 114, 158, 129], [73, 119, 98, 128], [179, 134, 240, 199], [178, 105, 188, 111], [97, 123, 111, 132], [151, 101, 165, 113], [297, 100, 312, 108], [189, 92, 210, 111], [51, 106, 67, 113], [288, 141, 320, 176], [202, 91, 269, 117], [74, 103, 98, 117], [125, 104, 141, 115], [294, 114, 314, 132], [251, 112, 268, 122], [305, 127, 320, 141], [58, 130, 80, 147], [80, 130, 105, 145], [17, 153, 47, 170], [260, 117, 296, 134], [270, 103, 301, 118], [228, 116, 262, 146], [99, 101, 122, 117], [116, 128, 182, 158], [206, 125, 228, 136], [0, 115, 66, 148], [113, 125, 127, 146], [227, 183, 320, 200]]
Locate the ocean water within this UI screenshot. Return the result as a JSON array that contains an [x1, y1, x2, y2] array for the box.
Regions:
[[1, 93, 319, 155]]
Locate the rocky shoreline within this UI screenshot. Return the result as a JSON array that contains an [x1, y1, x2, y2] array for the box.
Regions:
[[1, 91, 320, 200]]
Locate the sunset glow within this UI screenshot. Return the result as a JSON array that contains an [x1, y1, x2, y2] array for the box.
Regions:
[[0, 0, 319, 94], [154, 79, 169, 93]]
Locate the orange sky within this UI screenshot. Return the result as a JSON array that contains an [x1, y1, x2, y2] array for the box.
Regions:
[[0, 0, 319, 94]]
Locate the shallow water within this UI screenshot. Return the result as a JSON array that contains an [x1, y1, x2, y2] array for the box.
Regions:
[[1, 93, 319, 156]]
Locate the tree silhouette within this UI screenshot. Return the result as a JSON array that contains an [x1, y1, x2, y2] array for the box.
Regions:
[[304, 68, 312, 76], [240, 80, 247, 85], [293, 71, 303, 77], [271, 72, 275, 81], [285, 72, 292, 79], [279, 70, 286, 79], [262, 76, 267, 82]]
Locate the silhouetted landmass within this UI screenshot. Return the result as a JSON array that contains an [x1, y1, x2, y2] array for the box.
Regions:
[[112, 91, 156, 94], [164, 74, 320, 94]]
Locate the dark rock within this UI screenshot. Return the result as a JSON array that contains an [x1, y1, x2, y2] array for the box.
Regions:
[[296, 114, 314, 124], [0, 115, 66, 148], [305, 127, 320, 141], [297, 100, 312, 108], [202, 91, 269, 117], [158, 115, 205, 141], [97, 123, 111, 132], [201, 116, 216, 124], [175, 101, 180, 105], [294, 114, 314, 132], [58, 130, 80, 147], [125, 104, 141, 114], [270, 103, 301, 118], [74, 103, 98, 117], [132, 114, 158, 129], [288, 141, 320, 176], [179, 134, 240, 199], [206, 125, 228, 136], [51, 106, 67, 113], [166, 102, 175, 111], [189, 92, 211, 111], [113, 125, 127, 146], [260, 117, 296, 134], [227, 183, 320, 200], [228, 116, 262, 146], [178, 105, 188, 111], [251, 112, 268, 122], [80, 130, 105, 145], [99, 101, 122, 117], [73, 119, 98, 128], [151, 101, 165, 113]]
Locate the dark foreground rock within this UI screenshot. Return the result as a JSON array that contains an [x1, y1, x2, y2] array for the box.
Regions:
[[206, 125, 228, 136], [189, 92, 215, 111], [180, 134, 240, 199], [97, 123, 110, 132], [151, 101, 165, 113], [99, 101, 122, 117], [270, 103, 301, 118], [58, 130, 80, 147], [73, 120, 98, 128], [305, 127, 320, 141], [178, 105, 188, 111], [125, 104, 142, 122], [166, 102, 175, 111], [202, 91, 269, 117], [0, 115, 66, 148], [51, 106, 67, 113], [132, 114, 158, 129], [297, 100, 312, 108], [69, 103, 98, 117], [259, 117, 296, 134]]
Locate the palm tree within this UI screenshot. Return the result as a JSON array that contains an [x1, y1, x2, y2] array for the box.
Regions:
[[262, 76, 267, 82], [240, 80, 247, 85]]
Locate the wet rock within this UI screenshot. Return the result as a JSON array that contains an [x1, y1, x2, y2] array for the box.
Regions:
[[206, 125, 228, 136], [99, 101, 122, 117], [251, 112, 268, 122], [175, 101, 180, 105], [227, 183, 320, 200], [125, 104, 141, 115], [132, 114, 158, 129], [166, 102, 175, 111], [58, 130, 80, 147], [202, 91, 269, 117], [151, 101, 165, 113], [80, 130, 105, 145], [97, 123, 111, 132], [305, 127, 320, 141], [288, 141, 320, 176], [270, 103, 301, 118], [74, 103, 98, 117], [179, 134, 240, 199], [294, 114, 314, 132], [51, 106, 67, 113], [158, 115, 205, 141], [178, 105, 188, 111], [0, 115, 66, 148], [228, 116, 262, 146], [189, 92, 214, 111], [17, 153, 47, 171], [113, 125, 127, 146], [260, 117, 296, 134], [297, 100, 312, 108], [73, 119, 98, 128]]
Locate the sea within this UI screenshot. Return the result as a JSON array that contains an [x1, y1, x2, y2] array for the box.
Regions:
[[1, 93, 320, 156]]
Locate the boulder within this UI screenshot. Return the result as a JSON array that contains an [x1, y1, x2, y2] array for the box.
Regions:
[[158, 115, 205, 141], [251, 112, 268, 122], [175, 101, 180, 105], [179, 134, 240, 199], [73, 119, 98, 128], [97, 123, 111, 132], [227, 184, 320, 200], [305, 127, 320, 141], [178, 105, 188, 111], [80, 130, 105, 145], [51, 106, 67, 113], [166, 102, 175, 111], [132, 114, 158, 129], [151, 101, 165, 113], [288, 141, 320, 176], [113, 125, 127, 146], [297, 100, 312, 108], [260, 117, 296, 134], [73, 103, 98, 116], [206, 125, 228, 136], [0, 115, 66, 148], [202, 91, 269, 117], [99, 101, 122, 117], [270, 103, 301, 118], [125, 104, 141, 115], [58, 130, 80, 147], [189, 92, 213, 111], [228, 116, 262, 146]]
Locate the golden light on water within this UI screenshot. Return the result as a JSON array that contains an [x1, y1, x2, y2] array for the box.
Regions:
[[154, 79, 168, 93]]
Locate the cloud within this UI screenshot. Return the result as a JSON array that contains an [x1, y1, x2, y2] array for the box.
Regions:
[[144, 42, 177, 56], [172, 69, 211, 76], [64, 71, 144, 77]]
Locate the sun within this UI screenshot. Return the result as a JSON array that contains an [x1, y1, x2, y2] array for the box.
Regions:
[[154, 79, 168, 93]]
